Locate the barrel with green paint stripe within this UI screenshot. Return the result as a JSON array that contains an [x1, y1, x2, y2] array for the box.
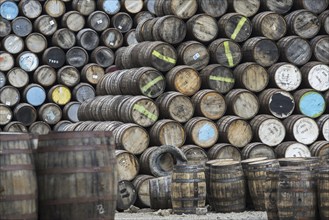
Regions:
[[218, 13, 252, 42], [294, 89, 326, 118]]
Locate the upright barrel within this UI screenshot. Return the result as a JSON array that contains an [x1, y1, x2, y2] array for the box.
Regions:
[[149, 175, 172, 209], [318, 168, 329, 220]]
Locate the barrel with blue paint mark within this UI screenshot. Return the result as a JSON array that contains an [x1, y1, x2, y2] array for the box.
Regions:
[[294, 89, 326, 118], [0, 1, 19, 20], [98, 0, 121, 15], [23, 84, 46, 107]]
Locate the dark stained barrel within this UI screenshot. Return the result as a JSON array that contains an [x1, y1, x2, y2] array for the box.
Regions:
[[227, 0, 260, 17], [52, 28, 76, 50], [111, 12, 133, 33], [29, 121, 51, 135], [218, 13, 252, 42], [177, 41, 210, 71], [25, 33, 48, 54], [116, 180, 137, 211], [0, 133, 37, 220], [101, 28, 124, 49], [242, 142, 276, 160], [13, 103, 37, 126], [42, 47, 66, 69], [300, 62, 329, 92], [149, 175, 172, 209], [294, 89, 326, 118], [66, 46, 89, 68], [268, 62, 302, 91], [61, 11, 85, 32], [91, 46, 115, 68], [76, 28, 100, 51], [293, 0, 328, 14], [310, 36, 329, 64], [207, 143, 242, 161], [186, 14, 218, 43], [87, 11, 110, 32], [63, 102, 81, 123], [36, 131, 116, 220], [319, 10, 329, 34], [197, 0, 228, 18]]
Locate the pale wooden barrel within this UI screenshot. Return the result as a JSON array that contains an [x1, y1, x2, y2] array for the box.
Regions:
[[300, 62, 329, 92], [81, 63, 105, 85], [72, 0, 96, 16], [207, 143, 242, 161], [294, 89, 326, 118], [191, 90, 226, 120], [149, 119, 186, 147], [242, 143, 276, 160], [233, 62, 269, 92], [25, 33, 48, 54], [61, 11, 85, 32], [7, 67, 29, 88], [13, 103, 37, 126], [149, 175, 172, 209], [309, 141, 329, 159], [122, 0, 143, 14], [38, 103, 62, 125], [317, 115, 329, 141], [217, 116, 253, 148], [218, 13, 252, 42], [87, 11, 110, 32], [156, 92, 194, 123], [57, 66, 80, 88], [162, 0, 198, 19], [184, 117, 219, 148], [180, 145, 208, 165], [258, 89, 295, 119], [34, 15, 58, 36], [101, 28, 124, 50], [18, 0, 42, 19], [1, 34, 24, 54], [186, 14, 218, 43], [268, 62, 302, 91], [275, 141, 311, 158], [225, 89, 259, 120], [0, 52, 15, 72], [260, 0, 293, 14], [51, 28, 76, 50], [227, 0, 260, 17], [310, 35, 329, 64], [0, 86, 20, 107], [200, 64, 235, 94], [317, 168, 329, 219], [177, 41, 210, 71], [33, 65, 57, 88], [132, 175, 154, 208], [0, 104, 13, 126], [197, 0, 228, 17], [44, 0, 66, 18], [250, 114, 286, 146], [115, 149, 139, 181]]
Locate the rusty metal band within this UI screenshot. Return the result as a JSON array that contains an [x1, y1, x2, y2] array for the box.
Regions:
[[37, 144, 109, 153], [40, 195, 116, 206], [0, 193, 37, 201], [38, 131, 113, 141], [0, 164, 34, 171], [1, 213, 37, 220], [37, 166, 114, 175], [0, 148, 33, 154]]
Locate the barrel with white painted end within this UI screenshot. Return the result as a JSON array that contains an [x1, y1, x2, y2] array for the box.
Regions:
[[218, 13, 252, 42], [252, 11, 286, 40], [242, 142, 276, 160], [300, 62, 329, 92], [310, 35, 329, 64], [186, 14, 218, 43], [294, 89, 326, 118], [44, 0, 66, 18], [317, 115, 329, 141], [207, 143, 242, 161], [177, 41, 210, 71], [268, 63, 302, 91], [227, 0, 260, 17], [275, 141, 311, 158]]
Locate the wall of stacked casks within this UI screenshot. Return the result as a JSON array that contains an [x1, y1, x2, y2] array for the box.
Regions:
[[0, 0, 328, 212]]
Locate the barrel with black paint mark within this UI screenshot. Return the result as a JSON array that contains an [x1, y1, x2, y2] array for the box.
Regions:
[[13, 103, 37, 126], [186, 14, 219, 43], [42, 47, 65, 69], [116, 180, 137, 211], [310, 35, 329, 64], [207, 143, 242, 161], [258, 89, 295, 119], [317, 115, 329, 141], [275, 141, 311, 158], [300, 62, 329, 91], [242, 142, 276, 160], [294, 89, 326, 118], [227, 0, 260, 17]]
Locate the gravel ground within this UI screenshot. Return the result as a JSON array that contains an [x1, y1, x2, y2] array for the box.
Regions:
[[115, 208, 267, 220]]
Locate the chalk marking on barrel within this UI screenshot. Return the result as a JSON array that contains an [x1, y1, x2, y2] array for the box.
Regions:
[[231, 17, 247, 40], [209, 75, 235, 83], [141, 76, 164, 93], [133, 104, 157, 121], [223, 41, 234, 67], [152, 50, 176, 64]]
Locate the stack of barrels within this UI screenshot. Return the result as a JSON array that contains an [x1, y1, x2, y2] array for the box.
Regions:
[[0, 0, 329, 215]]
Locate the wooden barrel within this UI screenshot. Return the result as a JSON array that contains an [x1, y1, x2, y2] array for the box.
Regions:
[[278, 157, 320, 169], [209, 161, 246, 212], [264, 168, 279, 220], [17, 51, 39, 72], [152, 15, 186, 45], [186, 14, 218, 43], [116, 180, 137, 211], [191, 90, 226, 120], [12, 16, 32, 37], [48, 84, 71, 106], [184, 117, 219, 148], [29, 121, 51, 135], [0, 71, 6, 88], [57, 66, 80, 87], [166, 65, 201, 96], [132, 175, 154, 208], [245, 159, 280, 211], [0, 86, 20, 107], [66, 46, 89, 68], [3, 121, 28, 133], [25, 33, 48, 54], [233, 62, 269, 92], [162, 0, 198, 19], [42, 47, 65, 69], [200, 64, 235, 94], [115, 150, 139, 181], [121, 0, 143, 14], [277, 169, 317, 219], [177, 41, 209, 71], [101, 28, 124, 49], [180, 145, 208, 165], [217, 116, 253, 148], [98, 0, 121, 15], [33, 65, 57, 87], [135, 18, 157, 42], [252, 11, 287, 40], [0, 1, 18, 20], [285, 10, 320, 39], [124, 29, 138, 46], [283, 115, 319, 145], [72, 0, 96, 16], [34, 14, 57, 36], [318, 168, 329, 219], [0, 17, 11, 37], [36, 131, 116, 220], [242, 143, 276, 160], [250, 114, 286, 146], [319, 10, 329, 34], [317, 115, 329, 141], [51, 28, 76, 50], [225, 89, 259, 120], [53, 120, 72, 131], [7, 67, 29, 88], [0, 133, 37, 220], [38, 103, 62, 125], [268, 62, 302, 91], [13, 103, 37, 126], [242, 37, 279, 67], [23, 84, 46, 107], [44, 0, 65, 18], [111, 12, 133, 33], [92, 121, 124, 132], [87, 11, 110, 32], [113, 123, 149, 155], [227, 0, 260, 17], [76, 28, 100, 51], [134, 11, 154, 26], [258, 89, 295, 119], [218, 13, 252, 42], [310, 35, 329, 64], [149, 119, 185, 147], [63, 101, 81, 123], [301, 62, 329, 92], [0, 104, 13, 126], [2, 34, 24, 54], [207, 143, 241, 161], [275, 141, 311, 158], [171, 164, 206, 214], [156, 92, 194, 123], [61, 11, 85, 32], [0, 52, 14, 72], [293, 0, 328, 14], [149, 175, 172, 209], [260, 0, 293, 14], [310, 141, 329, 158], [197, 0, 227, 17], [208, 38, 242, 68], [294, 89, 326, 118], [81, 63, 104, 85], [91, 46, 115, 68]]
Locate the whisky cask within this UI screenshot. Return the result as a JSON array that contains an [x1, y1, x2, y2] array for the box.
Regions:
[[149, 176, 172, 209], [111, 12, 133, 33], [241, 143, 276, 159], [317, 114, 329, 141], [33, 65, 56, 87], [44, 0, 66, 18], [319, 10, 329, 34], [260, 0, 293, 14], [310, 35, 329, 64], [293, 0, 328, 14], [0, 71, 6, 88], [116, 180, 137, 211], [63, 101, 81, 123], [66, 46, 89, 68], [317, 168, 329, 219], [227, 0, 260, 17], [162, 0, 198, 19], [310, 141, 329, 158], [57, 66, 80, 88], [208, 39, 242, 68], [180, 145, 208, 165], [101, 28, 124, 49], [42, 47, 65, 69], [61, 11, 85, 32], [13, 103, 37, 126], [294, 89, 326, 118], [23, 84, 47, 107], [98, 0, 121, 15], [300, 62, 329, 91], [186, 14, 218, 43], [72, 0, 96, 16], [17, 51, 39, 73], [3, 121, 28, 133], [122, 0, 144, 14], [81, 63, 105, 85], [0, 1, 19, 20], [197, 0, 228, 17], [0, 17, 11, 37], [0, 86, 20, 107], [87, 11, 110, 32], [116, 149, 140, 181], [52, 28, 76, 50], [275, 141, 311, 158], [268, 63, 302, 91], [48, 85, 72, 106], [76, 28, 100, 51], [207, 143, 241, 161], [34, 15, 58, 36], [0, 52, 15, 72], [132, 175, 154, 208], [91, 46, 115, 68], [38, 103, 62, 125], [25, 33, 48, 54], [2, 34, 24, 54], [0, 104, 13, 125], [11, 17, 32, 37], [28, 121, 51, 135], [218, 13, 252, 42], [7, 67, 29, 88], [123, 29, 138, 46], [177, 41, 210, 71]]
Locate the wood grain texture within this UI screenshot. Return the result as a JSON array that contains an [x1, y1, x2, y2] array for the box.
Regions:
[[207, 143, 242, 161], [241, 142, 276, 159]]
